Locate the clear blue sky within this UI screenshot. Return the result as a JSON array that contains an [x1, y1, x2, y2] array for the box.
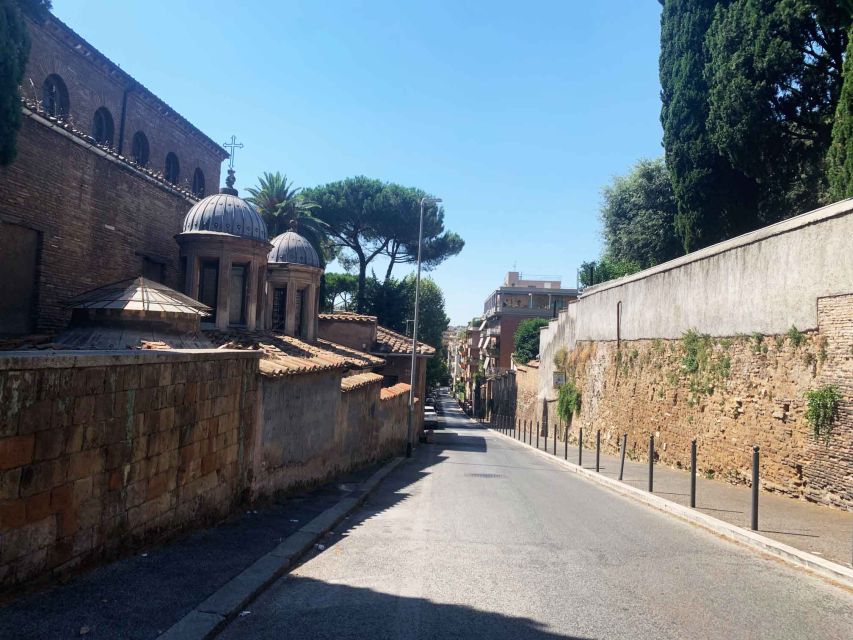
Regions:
[[53, 1, 664, 325]]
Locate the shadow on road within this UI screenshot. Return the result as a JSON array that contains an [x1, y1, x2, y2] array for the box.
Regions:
[[224, 574, 593, 640]]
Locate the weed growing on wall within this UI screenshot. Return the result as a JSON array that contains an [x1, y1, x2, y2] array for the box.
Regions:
[[557, 381, 581, 424], [787, 325, 805, 348], [805, 385, 840, 440], [679, 330, 732, 401]]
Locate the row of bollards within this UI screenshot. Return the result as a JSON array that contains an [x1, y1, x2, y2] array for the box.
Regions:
[[492, 417, 763, 533]]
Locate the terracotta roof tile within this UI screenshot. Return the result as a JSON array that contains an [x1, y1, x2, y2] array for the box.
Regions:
[[318, 312, 378, 323], [380, 383, 411, 400], [373, 326, 435, 356], [316, 338, 384, 367], [205, 330, 374, 377], [341, 372, 383, 392]]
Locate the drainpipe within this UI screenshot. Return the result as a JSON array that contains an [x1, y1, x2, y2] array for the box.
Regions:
[[117, 80, 137, 155]]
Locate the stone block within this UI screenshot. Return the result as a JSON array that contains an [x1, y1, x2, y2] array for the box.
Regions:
[[33, 428, 64, 462], [0, 435, 35, 470], [0, 468, 22, 501], [72, 396, 95, 426], [50, 483, 73, 511], [0, 499, 26, 531], [67, 449, 103, 482], [19, 459, 68, 498], [24, 491, 52, 523]]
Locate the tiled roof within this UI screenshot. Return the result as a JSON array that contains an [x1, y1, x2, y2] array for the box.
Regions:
[[373, 326, 435, 356], [205, 330, 373, 377], [317, 339, 385, 367], [318, 312, 378, 323], [341, 372, 383, 393], [380, 383, 411, 400]]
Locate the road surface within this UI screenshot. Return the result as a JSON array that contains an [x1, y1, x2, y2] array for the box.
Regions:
[[218, 391, 853, 639]]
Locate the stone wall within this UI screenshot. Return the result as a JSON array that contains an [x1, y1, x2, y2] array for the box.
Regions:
[[537, 294, 853, 509], [0, 350, 259, 590]]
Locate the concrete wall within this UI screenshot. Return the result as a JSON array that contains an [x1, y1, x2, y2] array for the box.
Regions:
[[575, 200, 853, 342], [0, 350, 259, 590]]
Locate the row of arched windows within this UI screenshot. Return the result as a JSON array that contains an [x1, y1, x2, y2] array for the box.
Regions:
[[40, 74, 207, 197]]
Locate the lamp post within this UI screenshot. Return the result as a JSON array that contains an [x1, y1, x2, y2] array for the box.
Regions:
[[407, 195, 442, 458]]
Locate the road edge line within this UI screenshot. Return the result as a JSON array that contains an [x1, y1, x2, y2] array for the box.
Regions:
[[488, 427, 853, 590], [155, 456, 405, 640]]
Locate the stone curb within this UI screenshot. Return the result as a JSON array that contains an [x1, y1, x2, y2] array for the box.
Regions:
[[156, 456, 405, 640], [489, 427, 853, 590]]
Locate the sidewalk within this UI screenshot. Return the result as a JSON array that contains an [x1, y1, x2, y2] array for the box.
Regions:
[[494, 423, 853, 569], [0, 462, 387, 640]]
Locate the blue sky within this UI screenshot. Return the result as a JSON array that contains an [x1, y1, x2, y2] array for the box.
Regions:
[[53, 1, 664, 325]]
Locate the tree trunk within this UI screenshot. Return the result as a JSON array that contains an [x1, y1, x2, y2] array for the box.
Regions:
[[356, 258, 368, 313]]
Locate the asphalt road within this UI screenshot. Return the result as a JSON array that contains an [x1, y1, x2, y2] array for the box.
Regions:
[[218, 391, 853, 640]]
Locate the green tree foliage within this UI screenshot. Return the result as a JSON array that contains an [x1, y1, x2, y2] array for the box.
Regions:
[[578, 257, 641, 287], [705, 0, 847, 220], [0, 0, 50, 166], [322, 272, 358, 311], [660, 0, 759, 252], [375, 184, 464, 282], [513, 318, 549, 364], [304, 178, 463, 311], [600, 158, 682, 269], [246, 172, 330, 264], [828, 24, 853, 199]]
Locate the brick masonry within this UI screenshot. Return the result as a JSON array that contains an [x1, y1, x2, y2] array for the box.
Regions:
[[507, 294, 853, 509], [0, 351, 258, 590], [0, 116, 195, 332]]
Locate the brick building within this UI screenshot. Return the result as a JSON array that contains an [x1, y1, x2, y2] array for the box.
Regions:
[[480, 272, 577, 377], [0, 13, 228, 336]]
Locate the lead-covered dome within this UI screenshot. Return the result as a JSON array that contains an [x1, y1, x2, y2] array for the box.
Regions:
[[182, 191, 268, 242], [268, 230, 321, 268]]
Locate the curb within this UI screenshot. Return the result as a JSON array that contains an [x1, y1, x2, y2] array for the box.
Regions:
[[488, 427, 853, 591], [156, 457, 405, 640]]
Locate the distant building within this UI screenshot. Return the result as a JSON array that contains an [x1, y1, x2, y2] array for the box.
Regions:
[[480, 272, 577, 377]]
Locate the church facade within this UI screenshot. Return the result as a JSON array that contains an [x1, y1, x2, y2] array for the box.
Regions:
[[0, 13, 227, 335]]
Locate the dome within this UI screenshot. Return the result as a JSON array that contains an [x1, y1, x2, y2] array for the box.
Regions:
[[182, 192, 268, 242], [268, 231, 321, 268]]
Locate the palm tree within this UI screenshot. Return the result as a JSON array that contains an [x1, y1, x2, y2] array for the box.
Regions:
[[246, 172, 332, 265]]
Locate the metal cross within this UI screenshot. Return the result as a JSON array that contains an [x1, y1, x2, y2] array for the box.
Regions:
[[222, 135, 243, 170]]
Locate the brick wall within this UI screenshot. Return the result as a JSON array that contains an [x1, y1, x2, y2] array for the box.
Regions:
[[0, 350, 259, 590], [0, 116, 195, 332], [528, 294, 853, 509], [23, 16, 223, 194]]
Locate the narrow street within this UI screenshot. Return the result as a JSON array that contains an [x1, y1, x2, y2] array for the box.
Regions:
[[218, 393, 853, 640]]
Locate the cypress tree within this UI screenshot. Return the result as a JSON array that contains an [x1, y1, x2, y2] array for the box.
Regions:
[[0, 0, 50, 166], [828, 25, 853, 200], [659, 0, 755, 252]]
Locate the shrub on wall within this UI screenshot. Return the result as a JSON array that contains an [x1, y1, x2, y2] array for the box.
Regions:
[[557, 381, 581, 424], [805, 385, 841, 440]]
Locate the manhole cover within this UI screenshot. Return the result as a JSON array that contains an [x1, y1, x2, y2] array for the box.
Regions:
[[465, 473, 504, 478]]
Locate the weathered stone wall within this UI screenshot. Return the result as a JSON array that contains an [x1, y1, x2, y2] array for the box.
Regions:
[[539, 294, 852, 509], [0, 350, 259, 590]]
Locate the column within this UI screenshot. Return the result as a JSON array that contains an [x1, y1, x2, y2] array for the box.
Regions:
[[284, 274, 297, 336], [216, 253, 231, 330], [245, 260, 259, 330], [304, 282, 317, 341]]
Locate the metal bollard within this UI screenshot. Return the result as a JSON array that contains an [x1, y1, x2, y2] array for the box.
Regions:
[[536, 422, 540, 449], [648, 434, 654, 492], [553, 424, 557, 455], [751, 446, 759, 531], [544, 423, 548, 452], [619, 433, 627, 481], [595, 429, 601, 473], [578, 427, 583, 466], [564, 423, 568, 460], [690, 439, 697, 508]]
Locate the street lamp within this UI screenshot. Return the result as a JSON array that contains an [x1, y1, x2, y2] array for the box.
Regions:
[[406, 195, 442, 458]]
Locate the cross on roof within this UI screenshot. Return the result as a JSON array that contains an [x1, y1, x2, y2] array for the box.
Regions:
[[222, 135, 243, 170]]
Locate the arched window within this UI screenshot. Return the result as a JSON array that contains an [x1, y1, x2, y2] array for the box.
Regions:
[[164, 152, 180, 184], [42, 74, 69, 118], [192, 168, 205, 197], [131, 131, 149, 166], [92, 107, 114, 146]]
